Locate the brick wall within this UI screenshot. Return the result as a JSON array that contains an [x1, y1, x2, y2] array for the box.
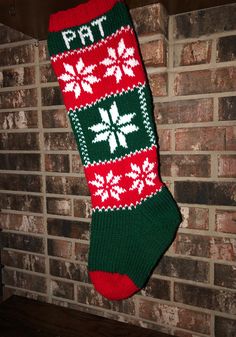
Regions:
[[0, 3, 236, 336]]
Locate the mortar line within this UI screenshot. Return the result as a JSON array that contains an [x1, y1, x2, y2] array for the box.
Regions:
[[34, 43, 52, 303]]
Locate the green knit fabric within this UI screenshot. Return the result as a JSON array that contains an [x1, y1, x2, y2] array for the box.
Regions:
[[89, 187, 181, 287]]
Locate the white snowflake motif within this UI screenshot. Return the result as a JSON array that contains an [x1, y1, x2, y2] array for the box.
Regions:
[[89, 101, 139, 154], [100, 38, 139, 83], [126, 158, 157, 194], [58, 58, 100, 98], [89, 170, 126, 202]]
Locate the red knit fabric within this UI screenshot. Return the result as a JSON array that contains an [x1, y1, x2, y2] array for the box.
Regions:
[[85, 145, 163, 210], [51, 27, 146, 112], [89, 271, 139, 300], [49, 0, 124, 32]]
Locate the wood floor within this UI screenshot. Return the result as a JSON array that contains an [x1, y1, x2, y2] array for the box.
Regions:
[[0, 295, 173, 337]]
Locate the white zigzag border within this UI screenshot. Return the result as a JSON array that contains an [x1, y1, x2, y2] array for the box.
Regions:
[[84, 144, 157, 168], [51, 25, 132, 62], [69, 113, 90, 165], [92, 186, 163, 212], [137, 86, 156, 146]]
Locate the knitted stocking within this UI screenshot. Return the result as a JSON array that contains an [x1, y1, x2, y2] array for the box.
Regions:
[[48, 0, 181, 300]]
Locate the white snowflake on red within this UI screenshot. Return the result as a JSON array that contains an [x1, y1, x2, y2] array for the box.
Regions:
[[100, 38, 139, 83], [89, 170, 126, 202], [126, 158, 157, 194], [58, 58, 100, 98]]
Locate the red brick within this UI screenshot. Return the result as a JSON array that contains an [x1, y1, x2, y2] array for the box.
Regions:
[[51, 279, 74, 300], [0, 193, 43, 213], [173, 4, 236, 39], [149, 73, 168, 97], [74, 242, 89, 262], [0, 110, 38, 130], [172, 330, 194, 337], [175, 181, 236, 206], [174, 40, 212, 66], [217, 35, 236, 62], [219, 96, 236, 121], [218, 155, 236, 177], [0, 44, 35, 67], [214, 263, 236, 289], [0, 213, 44, 234], [180, 207, 209, 230], [210, 237, 236, 262], [226, 126, 236, 151], [0, 66, 35, 88], [0, 132, 39, 150], [3, 269, 46, 293], [173, 233, 236, 261], [173, 233, 210, 258], [74, 199, 92, 219], [130, 3, 168, 37], [215, 316, 236, 337], [45, 154, 69, 173], [42, 108, 68, 128], [41, 87, 63, 106], [139, 299, 210, 334], [155, 256, 209, 283], [0, 88, 37, 109], [157, 129, 171, 151], [44, 132, 77, 151], [140, 39, 167, 67], [72, 154, 85, 174], [77, 284, 135, 314], [0, 173, 42, 192], [49, 259, 88, 282], [174, 67, 236, 96], [47, 218, 89, 240], [0, 153, 41, 171], [48, 239, 72, 259], [3, 287, 46, 302], [160, 154, 210, 177], [2, 250, 45, 273], [46, 176, 89, 196], [39, 41, 49, 62], [155, 98, 213, 125], [175, 127, 225, 151], [47, 198, 72, 216], [68, 302, 141, 328], [2, 232, 45, 254], [215, 210, 236, 234], [40, 64, 57, 83], [174, 282, 236, 314], [141, 277, 171, 300]]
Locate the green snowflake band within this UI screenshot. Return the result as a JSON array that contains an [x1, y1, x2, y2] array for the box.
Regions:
[[68, 84, 157, 166]]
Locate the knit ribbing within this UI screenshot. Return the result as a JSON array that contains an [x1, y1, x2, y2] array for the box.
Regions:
[[49, 0, 124, 32]]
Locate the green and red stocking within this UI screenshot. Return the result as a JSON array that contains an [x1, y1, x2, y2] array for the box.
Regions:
[[48, 0, 181, 300]]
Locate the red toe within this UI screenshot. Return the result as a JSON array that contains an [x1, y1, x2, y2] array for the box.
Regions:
[[89, 271, 139, 300]]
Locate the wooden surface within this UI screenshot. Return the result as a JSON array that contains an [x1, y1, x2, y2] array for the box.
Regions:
[[0, 0, 235, 40], [0, 295, 172, 337]]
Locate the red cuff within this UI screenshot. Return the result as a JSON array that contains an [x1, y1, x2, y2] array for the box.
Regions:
[[49, 0, 124, 32]]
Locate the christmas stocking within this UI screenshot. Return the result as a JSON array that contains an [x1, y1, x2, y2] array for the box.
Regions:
[[48, 0, 181, 300]]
